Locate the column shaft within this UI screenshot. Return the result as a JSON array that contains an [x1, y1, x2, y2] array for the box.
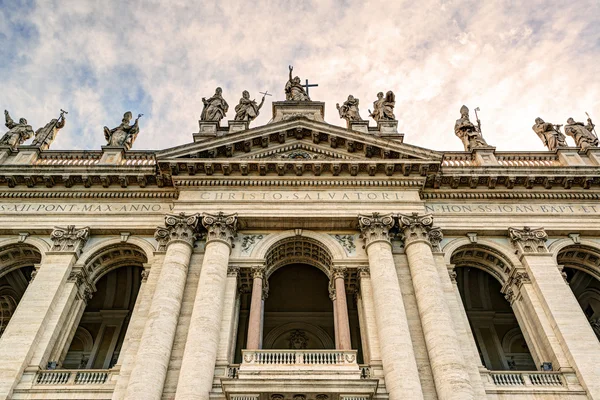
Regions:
[[358, 270, 381, 365], [334, 273, 352, 350], [246, 272, 264, 350], [366, 240, 424, 400], [400, 214, 473, 400], [124, 241, 192, 400], [216, 267, 240, 365], [0, 252, 77, 399]]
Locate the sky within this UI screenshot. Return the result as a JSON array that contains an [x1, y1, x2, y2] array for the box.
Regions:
[[0, 0, 599, 152]]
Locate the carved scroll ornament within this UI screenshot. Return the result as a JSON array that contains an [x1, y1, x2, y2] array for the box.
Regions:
[[202, 212, 238, 247], [358, 212, 395, 247], [51, 225, 90, 255], [154, 212, 201, 250]]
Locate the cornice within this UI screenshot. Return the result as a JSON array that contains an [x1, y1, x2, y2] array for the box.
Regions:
[[421, 191, 600, 200], [0, 190, 178, 199], [174, 178, 425, 187]]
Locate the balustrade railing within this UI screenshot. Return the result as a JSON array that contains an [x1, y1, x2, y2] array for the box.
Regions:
[[34, 369, 112, 386], [489, 371, 564, 387], [242, 349, 358, 366]]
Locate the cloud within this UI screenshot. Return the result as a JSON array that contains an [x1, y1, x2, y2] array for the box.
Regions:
[[0, 0, 598, 152]]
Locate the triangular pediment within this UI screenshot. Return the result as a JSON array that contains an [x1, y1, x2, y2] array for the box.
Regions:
[[157, 118, 442, 162]]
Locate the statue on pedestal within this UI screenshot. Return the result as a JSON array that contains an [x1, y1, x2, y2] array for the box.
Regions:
[[234, 91, 266, 122], [369, 91, 395, 122], [103, 111, 142, 150], [1, 110, 33, 149], [336, 95, 363, 125], [532, 117, 567, 151], [285, 65, 310, 101], [32, 109, 67, 150], [201, 87, 229, 122], [454, 105, 488, 151], [564, 116, 597, 150]]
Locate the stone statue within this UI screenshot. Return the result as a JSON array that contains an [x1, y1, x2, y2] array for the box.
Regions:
[[454, 105, 488, 151], [564, 116, 598, 150], [234, 91, 265, 122], [201, 87, 229, 122], [532, 117, 567, 151], [369, 91, 395, 122], [103, 111, 142, 150], [336, 95, 363, 125], [1, 110, 34, 149], [32, 109, 67, 150], [285, 65, 310, 101], [590, 317, 600, 340]]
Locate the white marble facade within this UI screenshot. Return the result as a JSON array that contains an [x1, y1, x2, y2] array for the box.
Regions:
[[0, 101, 599, 400]]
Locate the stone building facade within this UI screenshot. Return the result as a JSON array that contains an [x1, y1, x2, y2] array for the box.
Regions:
[[0, 100, 599, 400]]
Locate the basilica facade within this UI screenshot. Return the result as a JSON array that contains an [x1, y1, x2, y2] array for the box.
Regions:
[[0, 95, 599, 400]]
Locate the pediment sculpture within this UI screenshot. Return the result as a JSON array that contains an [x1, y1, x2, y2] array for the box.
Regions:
[[564, 115, 598, 150], [532, 117, 567, 151], [336, 95, 363, 127], [1, 110, 34, 149], [369, 91, 395, 122], [454, 105, 488, 151], [32, 109, 67, 150], [103, 111, 142, 150], [201, 87, 229, 123], [234, 90, 266, 122], [285, 65, 311, 101]]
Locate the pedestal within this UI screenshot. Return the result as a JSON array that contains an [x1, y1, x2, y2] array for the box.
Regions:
[[472, 146, 498, 166], [100, 146, 126, 164], [349, 120, 369, 133], [228, 120, 249, 133], [271, 101, 325, 123], [557, 147, 585, 166]]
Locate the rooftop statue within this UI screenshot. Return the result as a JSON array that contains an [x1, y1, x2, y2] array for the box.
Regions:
[[454, 105, 488, 151], [285, 65, 311, 101], [1, 110, 34, 149], [564, 115, 598, 150], [32, 109, 67, 150], [532, 117, 567, 151], [103, 111, 142, 150], [336, 95, 363, 126], [369, 91, 395, 122], [234, 90, 266, 122], [201, 87, 229, 123]]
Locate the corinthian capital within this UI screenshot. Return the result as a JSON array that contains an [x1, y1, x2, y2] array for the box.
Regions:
[[397, 213, 443, 249], [202, 212, 238, 247], [154, 212, 201, 250], [358, 212, 395, 248], [508, 226, 548, 256], [51, 225, 90, 255]]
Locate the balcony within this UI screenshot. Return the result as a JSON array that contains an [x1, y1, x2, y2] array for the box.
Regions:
[[12, 368, 116, 400], [221, 350, 378, 400], [483, 370, 587, 396]]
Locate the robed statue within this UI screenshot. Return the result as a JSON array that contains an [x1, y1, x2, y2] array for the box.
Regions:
[[103, 111, 142, 150], [32, 109, 67, 150], [532, 117, 567, 151], [564, 116, 598, 150], [1, 110, 34, 149], [201, 87, 229, 122], [285, 65, 310, 101], [234, 91, 266, 122], [336, 95, 363, 126], [369, 91, 395, 122], [454, 105, 488, 151]]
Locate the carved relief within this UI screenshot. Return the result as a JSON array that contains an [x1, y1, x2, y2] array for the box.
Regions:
[[397, 213, 443, 249], [448, 269, 457, 284], [358, 212, 395, 247], [289, 329, 309, 349], [331, 234, 356, 255], [508, 226, 548, 255], [240, 234, 265, 254], [51, 225, 90, 255], [589, 317, 600, 340], [202, 212, 238, 247], [154, 212, 201, 250]]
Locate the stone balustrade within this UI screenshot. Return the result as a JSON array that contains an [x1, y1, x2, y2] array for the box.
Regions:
[[242, 349, 358, 366], [34, 369, 112, 386], [480, 370, 587, 395], [490, 371, 563, 386]]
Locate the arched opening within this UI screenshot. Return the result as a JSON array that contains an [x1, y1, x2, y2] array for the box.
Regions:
[[233, 236, 363, 363], [452, 245, 535, 371], [61, 245, 147, 369], [0, 244, 40, 338], [558, 245, 600, 341]]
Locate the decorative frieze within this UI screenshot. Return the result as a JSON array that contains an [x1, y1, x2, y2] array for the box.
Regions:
[[240, 234, 265, 254], [50, 225, 90, 255], [397, 213, 443, 249], [358, 212, 395, 247], [508, 226, 549, 255], [202, 212, 238, 247], [154, 212, 201, 250], [331, 234, 357, 255]]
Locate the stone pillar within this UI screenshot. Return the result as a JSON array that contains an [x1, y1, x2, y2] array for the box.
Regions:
[[508, 227, 600, 399], [332, 266, 351, 350], [358, 213, 424, 400], [329, 284, 340, 349], [0, 226, 89, 400], [246, 265, 265, 350], [175, 212, 237, 400], [398, 213, 474, 400], [216, 266, 241, 366], [124, 213, 200, 400], [356, 266, 382, 365]]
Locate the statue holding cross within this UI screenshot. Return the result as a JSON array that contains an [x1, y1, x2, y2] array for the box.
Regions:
[[285, 65, 312, 101]]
